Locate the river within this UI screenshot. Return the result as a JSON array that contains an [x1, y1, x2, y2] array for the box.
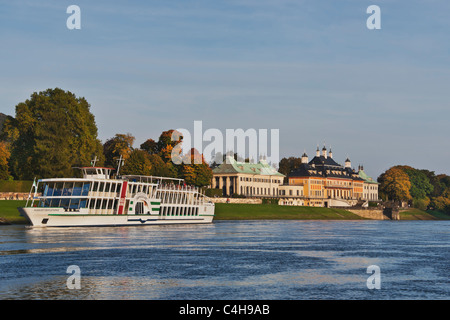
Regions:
[[0, 220, 448, 300]]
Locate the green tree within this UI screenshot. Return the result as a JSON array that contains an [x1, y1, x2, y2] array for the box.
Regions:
[[146, 154, 170, 177], [279, 157, 303, 183], [5, 88, 104, 179], [103, 133, 135, 168], [397, 166, 434, 200], [140, 138, 158, 155], [120, 149, 152, 176]]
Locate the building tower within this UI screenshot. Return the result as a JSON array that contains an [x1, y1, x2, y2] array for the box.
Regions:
[[345, 157, 351, 168], [301, 152, 308, 164], [322, 146, 327, 158]]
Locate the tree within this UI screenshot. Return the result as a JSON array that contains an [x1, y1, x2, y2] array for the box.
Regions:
[[378, 167, 412, 201], [396, 166, 433, 200], [180, 148, 213, 187], [120, 149, 152, 176], [0, 142, 11, 180], [140, 138, 158, 155], [103, 133, 135, 168], [147, 154, 172, 177], [5, 88, 104, 179], [278, 157, 303, 182]]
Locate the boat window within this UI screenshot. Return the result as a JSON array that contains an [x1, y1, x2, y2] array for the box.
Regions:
[[92, 182, 98, 192], [82, 183, 90, 196], [44, 183, 54, 197], [63, 182, 73, 196], [80, 199, 87, 208], [50, 198, 60, 207], [99, 182, 105, 193], [95, 199, 102, 210], [69, 198, 80, 209], [73, 182, 83, 196], [53, 183, 63, 196], [60, 198, 70, 209]]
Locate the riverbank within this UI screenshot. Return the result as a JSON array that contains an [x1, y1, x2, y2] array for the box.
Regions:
[[214, 203, 367, 220], [0, 200, 449, 224], [0, 200, 27, 224]]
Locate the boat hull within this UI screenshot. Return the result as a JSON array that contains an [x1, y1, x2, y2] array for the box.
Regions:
[[19, 206, 214, 227]]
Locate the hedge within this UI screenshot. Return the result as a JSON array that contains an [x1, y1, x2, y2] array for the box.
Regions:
[[0, 180, 34, 192]]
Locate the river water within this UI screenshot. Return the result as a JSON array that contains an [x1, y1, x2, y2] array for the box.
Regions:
[[0, 220, 448, 300]]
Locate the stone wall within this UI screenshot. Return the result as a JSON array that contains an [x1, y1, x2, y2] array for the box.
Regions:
[[347, 209, 388, 220], [210, 197, 262, 204], [0, 192, 29, 200]]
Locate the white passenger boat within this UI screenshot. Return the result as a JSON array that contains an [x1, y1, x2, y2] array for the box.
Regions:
[[19, 166, 215, 227]]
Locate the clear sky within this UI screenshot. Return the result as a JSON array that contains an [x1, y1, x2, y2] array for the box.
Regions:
[[1, 0, 450, 179]]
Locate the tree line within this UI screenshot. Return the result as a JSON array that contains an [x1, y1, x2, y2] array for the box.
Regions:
[[1, 88, 450, 213], [0, 88, 212, 187], [378, 165, 450, 213]]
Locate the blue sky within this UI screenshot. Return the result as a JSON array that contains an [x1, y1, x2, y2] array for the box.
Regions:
[[1, 0, 450, 179]]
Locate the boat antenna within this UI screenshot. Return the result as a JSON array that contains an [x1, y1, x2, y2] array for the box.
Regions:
[[116, 155, 124, 176]]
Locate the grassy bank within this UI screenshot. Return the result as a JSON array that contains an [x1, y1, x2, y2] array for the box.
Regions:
[[1, 201, 449, 224], [399, 208, 450, 220], [214, 203, 366, 220], [0, 200, 27, 224]]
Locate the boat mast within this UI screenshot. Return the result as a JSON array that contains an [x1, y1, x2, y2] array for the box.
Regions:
[[116, 155, 124, 176], [90, 156, 98, 167]]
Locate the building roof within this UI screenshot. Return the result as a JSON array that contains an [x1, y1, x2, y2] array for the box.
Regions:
[[358, 169, 379, 184], [212, 156, 285, 176], [288, 156, 364, 181], [308, 155, 342, 168]]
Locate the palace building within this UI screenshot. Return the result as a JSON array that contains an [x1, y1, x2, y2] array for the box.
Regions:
[[211, 147, 379, 208], [211, 156, 285, 197], [281, 146, 379, 207]]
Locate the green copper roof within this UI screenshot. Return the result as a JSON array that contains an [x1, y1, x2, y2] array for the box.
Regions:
[[358, 170, 378, 184], [213, 156, 285, 176]]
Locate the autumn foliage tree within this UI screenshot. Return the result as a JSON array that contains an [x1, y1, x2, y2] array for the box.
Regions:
[[378, 167, 412, 202], [378, 165, 450, 213], [0, 142, 11, 180]]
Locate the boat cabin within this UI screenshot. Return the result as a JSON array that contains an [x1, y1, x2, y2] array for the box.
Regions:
[[80, 167, 114, 179]]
